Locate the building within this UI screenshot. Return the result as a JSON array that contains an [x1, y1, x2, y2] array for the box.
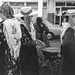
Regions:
[[47, 0, 75, 25], [2, 0, 47, 19], [1, 0, 75, 25]]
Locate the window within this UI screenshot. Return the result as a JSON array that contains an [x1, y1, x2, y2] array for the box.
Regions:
[[56, 8, 60, 15], [67, 2, 75, 6], [56, 2, 65, 6], [4, 2, 7, 4], [55, 16, 60, 25], [27, 2, 38, 7], [9, 2, 24, 6], [55, 8, 61, 25], [43, 3, 47, 7]]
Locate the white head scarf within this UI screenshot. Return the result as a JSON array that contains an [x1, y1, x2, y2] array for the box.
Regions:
[[3, 18, 22, 59], [60, 14, 74, 44], [61, 22, 71, 44]]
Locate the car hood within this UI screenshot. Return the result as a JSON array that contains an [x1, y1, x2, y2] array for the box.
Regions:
[[43, 19, 62, 30]]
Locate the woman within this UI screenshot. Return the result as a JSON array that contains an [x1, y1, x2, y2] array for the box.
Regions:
[[0, 3, 21, 75], [60, 13, 75, 75], [20, 7, 39, 75], [35, 17, 50, 47]]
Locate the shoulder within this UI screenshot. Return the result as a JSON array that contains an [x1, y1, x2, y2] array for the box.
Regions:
[[64, 27, 74, 38], [66, 27, 74, 32]]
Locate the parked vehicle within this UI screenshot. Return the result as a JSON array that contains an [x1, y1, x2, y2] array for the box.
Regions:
[[43, 19, 62, 39]]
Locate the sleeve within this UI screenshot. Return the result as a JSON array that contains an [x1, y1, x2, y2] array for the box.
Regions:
[[63, 29, 74, 45], [42, 23, 49, 35], [61, 28, 74, 55], [45, 26, 49, 35]]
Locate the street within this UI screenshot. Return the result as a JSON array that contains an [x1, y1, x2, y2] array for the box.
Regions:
[[49, 36, 61, 48], [39, 36, 61, 75]]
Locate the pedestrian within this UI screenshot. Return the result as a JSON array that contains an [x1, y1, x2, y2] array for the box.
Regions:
[[0, 3, 22, 75], [34, 17, 50, 47], [20, 7, 39, 75], [60, 12, 75, 75]]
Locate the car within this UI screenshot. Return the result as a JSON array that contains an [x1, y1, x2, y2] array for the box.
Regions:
[[43, 19, 62, 39]]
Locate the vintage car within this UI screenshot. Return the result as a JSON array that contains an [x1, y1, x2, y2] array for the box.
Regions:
[[43, 19, 62, 39]]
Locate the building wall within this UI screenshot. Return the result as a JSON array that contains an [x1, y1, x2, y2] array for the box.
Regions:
[[47, 0, 55, 24], [3, 0, 47, 2], [0, 0, 3, 6], [2, 0, 47, 18], [47, 0, 75, 25], [55, 0, 75, 1], [2, 0, 75, 25]]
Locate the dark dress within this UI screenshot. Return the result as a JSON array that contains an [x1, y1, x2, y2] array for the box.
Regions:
[[0, 19, 20, 75], [20, 24, 39, 75], [0, 22, 6, 75], [35, 23, 50, 47], [61, 27, 75, 75]]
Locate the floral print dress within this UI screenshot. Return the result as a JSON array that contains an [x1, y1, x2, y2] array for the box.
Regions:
[[0, 22, 20, 75], [20, 24, 39, 75]]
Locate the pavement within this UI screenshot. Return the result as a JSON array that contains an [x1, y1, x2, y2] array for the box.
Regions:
[[39, 36, 61, 75], [49, 36, 61, 48]]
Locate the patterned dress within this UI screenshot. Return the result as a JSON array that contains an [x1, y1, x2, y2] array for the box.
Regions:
[[0, 21, 20, 75], [20, 24, 39, 75]]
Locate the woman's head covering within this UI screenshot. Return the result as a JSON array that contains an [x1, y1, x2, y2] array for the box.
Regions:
[[36, 17, 42, 24], [67, 9, 75, 28], [3, 19, 22, 59], [20, 7, 33, 32], [0, 3, 14, 18], [68, 14, 74, 28], [61, 12, 71, 44], [20, 7, 32, 15]]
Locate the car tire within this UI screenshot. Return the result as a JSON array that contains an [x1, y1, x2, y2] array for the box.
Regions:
[[47, 32, 54, 40]]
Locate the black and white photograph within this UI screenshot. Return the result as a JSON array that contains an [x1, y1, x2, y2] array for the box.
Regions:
[[0, 0, 75, 75]]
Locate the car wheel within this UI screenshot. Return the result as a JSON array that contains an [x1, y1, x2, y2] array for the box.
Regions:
[[47, 32, 54, 40]]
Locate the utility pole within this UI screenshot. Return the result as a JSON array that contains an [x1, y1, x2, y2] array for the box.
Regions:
[[38, 0, 43, 17], [0, 0, 3, 6]]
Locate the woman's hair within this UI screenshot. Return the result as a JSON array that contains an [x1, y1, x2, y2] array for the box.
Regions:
[[36, 17, 42, 24], [0, 3, 14, 18]]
